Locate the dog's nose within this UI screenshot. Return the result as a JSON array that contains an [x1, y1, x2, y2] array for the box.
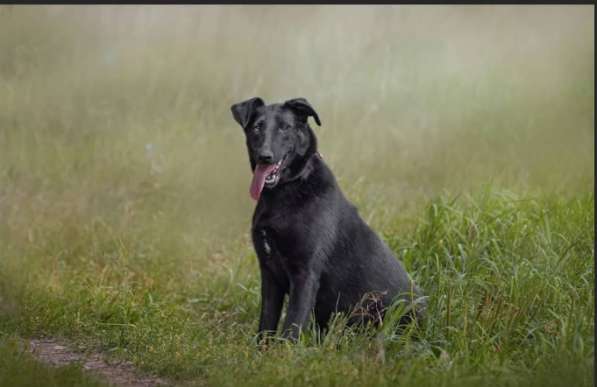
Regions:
[[257, 151, 274, 164]]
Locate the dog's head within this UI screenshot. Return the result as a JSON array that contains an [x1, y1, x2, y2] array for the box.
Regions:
[[231, 97, 321, 201]]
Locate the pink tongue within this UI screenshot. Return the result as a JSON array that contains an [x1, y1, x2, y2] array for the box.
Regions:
[[250, 164, 277, 201]]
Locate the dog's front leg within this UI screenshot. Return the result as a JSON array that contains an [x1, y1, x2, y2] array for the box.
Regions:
[[281, 269, 320, 342], [257, 266, 285, 343]]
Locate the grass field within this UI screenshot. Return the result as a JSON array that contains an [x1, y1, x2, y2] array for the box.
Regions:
[[0, 5, 594, 387]]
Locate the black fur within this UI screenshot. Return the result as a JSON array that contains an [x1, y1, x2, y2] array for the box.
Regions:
[[231, 97, 425, 342]]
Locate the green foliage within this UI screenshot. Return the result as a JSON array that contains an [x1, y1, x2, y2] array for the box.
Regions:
[[1, 190, 593, 386]]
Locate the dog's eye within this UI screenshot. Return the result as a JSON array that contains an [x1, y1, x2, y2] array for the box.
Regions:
[[252, 124, 262, 134], [279, 124, 291, 132]]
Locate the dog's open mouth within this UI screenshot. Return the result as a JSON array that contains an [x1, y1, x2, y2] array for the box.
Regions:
[[250, 156, 286, 201]]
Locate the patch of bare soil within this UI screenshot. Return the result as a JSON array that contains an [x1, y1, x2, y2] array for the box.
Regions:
[[29, 338, 171, 387]]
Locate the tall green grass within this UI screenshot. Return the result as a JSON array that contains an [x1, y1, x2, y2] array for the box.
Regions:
[[1, 189, 593, 386]]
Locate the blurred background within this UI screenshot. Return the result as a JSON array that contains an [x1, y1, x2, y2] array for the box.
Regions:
[[0, 5, 593, 251]]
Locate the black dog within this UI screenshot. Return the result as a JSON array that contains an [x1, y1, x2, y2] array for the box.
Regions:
[[231, 97, 424, 342]]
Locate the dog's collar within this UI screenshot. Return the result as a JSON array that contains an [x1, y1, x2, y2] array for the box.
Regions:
[[283, 151, 320, 184]]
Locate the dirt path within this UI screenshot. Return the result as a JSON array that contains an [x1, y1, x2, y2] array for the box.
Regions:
[[29, 338, 171, 387]]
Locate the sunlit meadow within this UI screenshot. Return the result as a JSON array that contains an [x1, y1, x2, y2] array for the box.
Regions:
[[0, 5, 593, 387]]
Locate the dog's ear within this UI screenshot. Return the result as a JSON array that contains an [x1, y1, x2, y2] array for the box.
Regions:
[[284, 98, 321, 126], [230, 97, 265, 129]]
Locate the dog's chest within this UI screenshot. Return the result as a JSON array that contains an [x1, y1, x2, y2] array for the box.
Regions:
[[252, 199, 313, 269], [259, 229, 273, 256], [252, 201, 296, 241], [253, 228, 294, 284], [254, 228, 285, 262]]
